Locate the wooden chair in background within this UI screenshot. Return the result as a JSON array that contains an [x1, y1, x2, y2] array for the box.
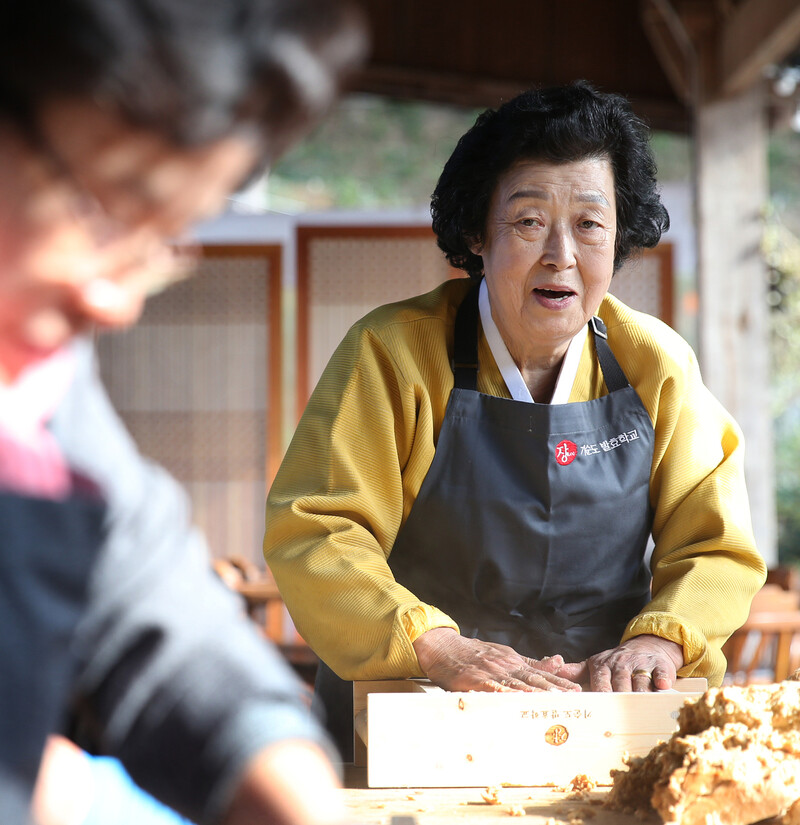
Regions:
[[724, 568, 800, 684], [212, 556, 319, 686]]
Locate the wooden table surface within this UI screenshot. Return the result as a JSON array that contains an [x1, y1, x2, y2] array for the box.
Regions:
[[343, 766, 658, 825]]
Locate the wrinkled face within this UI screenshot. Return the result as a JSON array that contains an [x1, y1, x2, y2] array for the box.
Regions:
[[0, 99, 260, 381], [472, 156, 617, 367]]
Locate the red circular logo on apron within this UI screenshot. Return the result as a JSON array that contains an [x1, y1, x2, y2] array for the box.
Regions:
[[554, 440, 578, 466]]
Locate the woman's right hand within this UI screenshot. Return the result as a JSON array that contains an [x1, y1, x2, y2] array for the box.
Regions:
[[412, 627, 581, 693]]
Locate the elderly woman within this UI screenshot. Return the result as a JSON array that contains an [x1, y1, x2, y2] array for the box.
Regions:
[[264, 81, 766, 757]]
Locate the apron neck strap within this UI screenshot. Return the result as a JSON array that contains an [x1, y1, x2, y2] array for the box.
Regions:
[[452, 279, 630, 393], [452, 279, 481, 391], [589, 316, 630, 392]]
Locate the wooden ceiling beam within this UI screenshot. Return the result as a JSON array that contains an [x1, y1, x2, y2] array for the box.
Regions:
[[720, 0, 800, 96], [353, 63, 691, 132], [640, 0, 696, 105], [352, 65, 528, 110]]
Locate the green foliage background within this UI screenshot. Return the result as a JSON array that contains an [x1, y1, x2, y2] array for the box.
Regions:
[[268, 96, 482, 210]]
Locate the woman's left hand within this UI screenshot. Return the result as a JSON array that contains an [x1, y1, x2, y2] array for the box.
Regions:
[[555, 635, 684, 692]]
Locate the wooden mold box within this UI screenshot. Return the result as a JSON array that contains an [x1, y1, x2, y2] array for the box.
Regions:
[[353, 678, 707, 788]]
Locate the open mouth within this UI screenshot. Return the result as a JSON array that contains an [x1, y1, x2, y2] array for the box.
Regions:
[[534, 288, 575, 301]]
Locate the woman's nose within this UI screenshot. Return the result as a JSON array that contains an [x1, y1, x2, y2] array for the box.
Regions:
[[540, 225, 576, 270]]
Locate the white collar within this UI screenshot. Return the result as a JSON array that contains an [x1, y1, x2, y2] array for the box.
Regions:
[[478, 278, 587, 404]]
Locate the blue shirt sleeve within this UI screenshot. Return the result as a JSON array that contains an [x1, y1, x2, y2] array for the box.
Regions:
[[83, 756, 195, 825]]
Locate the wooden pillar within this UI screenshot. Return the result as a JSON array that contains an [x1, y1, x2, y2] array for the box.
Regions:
[[694, 81, 777, 566]]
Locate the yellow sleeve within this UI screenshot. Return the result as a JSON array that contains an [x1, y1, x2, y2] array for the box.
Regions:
[[602, 313, 766, 685], [264, 316, 458, 680]]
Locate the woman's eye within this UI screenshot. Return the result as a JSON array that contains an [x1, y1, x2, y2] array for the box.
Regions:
[[579, 220, 600, 229], [519, 218, 539, 227]]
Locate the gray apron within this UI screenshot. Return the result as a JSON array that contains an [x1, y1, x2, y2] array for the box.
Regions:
[[314, 280, 655, 759]]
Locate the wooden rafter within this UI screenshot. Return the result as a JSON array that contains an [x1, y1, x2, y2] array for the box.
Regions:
[[720, 0, 800, 96], [640, 0, 697, 104]]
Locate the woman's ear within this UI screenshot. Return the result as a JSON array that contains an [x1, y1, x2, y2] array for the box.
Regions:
[[467, 236, 483, 256]]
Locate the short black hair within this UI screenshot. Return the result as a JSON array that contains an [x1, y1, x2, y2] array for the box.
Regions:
[[0, 0, 365, 160], [431, 81, 670, 277]]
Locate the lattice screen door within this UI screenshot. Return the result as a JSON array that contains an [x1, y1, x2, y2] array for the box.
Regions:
[[97, 244, 282, 566], [296, 225, 461, 416], [608, 243, 674, 326]]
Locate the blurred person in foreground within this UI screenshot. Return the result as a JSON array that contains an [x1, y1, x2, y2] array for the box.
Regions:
[[0, 0, 365, 823], [264, 82, 766, 759]]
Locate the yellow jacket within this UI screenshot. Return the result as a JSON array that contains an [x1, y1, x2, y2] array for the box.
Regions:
[[264, 279, 766, 686]]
